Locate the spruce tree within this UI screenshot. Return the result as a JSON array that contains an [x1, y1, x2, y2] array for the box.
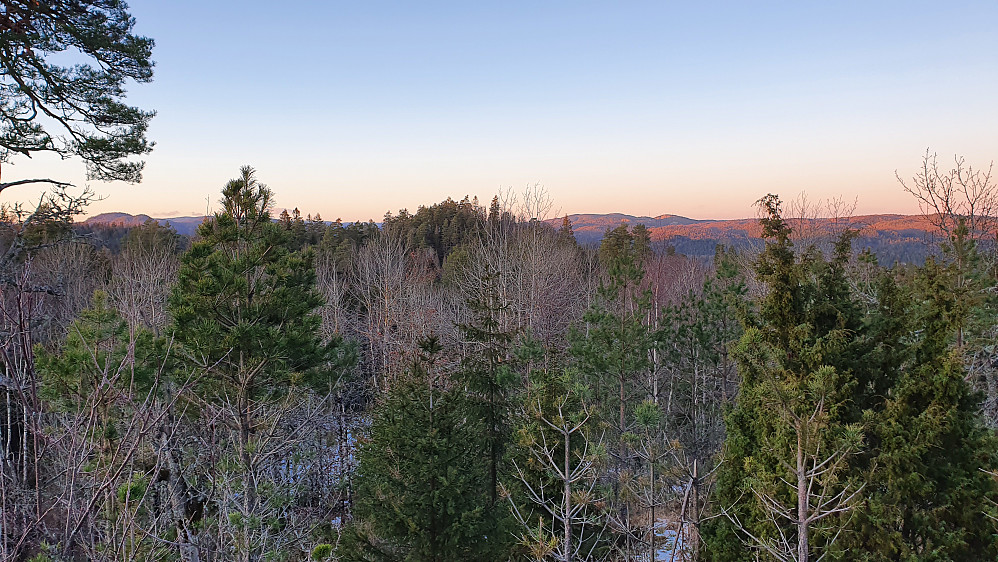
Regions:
[[342, 338, 502, 561], [706, 195, 998, 561], [703, 195, 869, 562], [458, 268, 516, 506], [844, 257, 998, 560], [557, 216, 577, 247]]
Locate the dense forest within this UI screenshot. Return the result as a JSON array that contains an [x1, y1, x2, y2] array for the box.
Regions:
[[2, 163, 998, 561], [3, 2, 998, 560]]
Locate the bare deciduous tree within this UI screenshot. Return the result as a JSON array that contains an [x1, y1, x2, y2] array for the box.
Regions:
[[898, 149, 998, 245], [107, 244, 179, 335]]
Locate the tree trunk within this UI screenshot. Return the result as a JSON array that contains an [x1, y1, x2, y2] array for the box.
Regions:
[[797, 429, 808, 562], [690, 459, 700, 558], [238, 390, 256, 562], [564, 425, 573, 562]]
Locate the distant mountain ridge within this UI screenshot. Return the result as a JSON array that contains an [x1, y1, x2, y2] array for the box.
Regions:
[[85, 213, 207, 236], [550, 212, 938, 244], [558, 213, 702, 229], [85, 211, 941, 262], [86, 211, 939, 238]]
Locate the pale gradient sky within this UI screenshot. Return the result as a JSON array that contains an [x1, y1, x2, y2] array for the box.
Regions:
[[7, 1, 998, 221]]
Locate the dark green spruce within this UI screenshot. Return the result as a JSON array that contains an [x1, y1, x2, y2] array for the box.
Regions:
[[342, 337, 504, 561]]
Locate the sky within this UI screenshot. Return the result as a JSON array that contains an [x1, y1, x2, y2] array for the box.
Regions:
[[7, 1, 998, 221]]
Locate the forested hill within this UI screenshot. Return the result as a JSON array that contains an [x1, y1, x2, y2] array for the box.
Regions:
[[86, 209, 942, 263], [556, 212, 941, 263], [85, 213, 207, 236], [557, 212, 937, 242]]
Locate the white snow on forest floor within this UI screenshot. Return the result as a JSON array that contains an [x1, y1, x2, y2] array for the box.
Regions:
[[654, 523, 686, 561]]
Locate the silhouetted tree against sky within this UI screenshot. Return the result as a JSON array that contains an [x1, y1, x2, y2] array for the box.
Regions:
[[0, 0, 155, 191]]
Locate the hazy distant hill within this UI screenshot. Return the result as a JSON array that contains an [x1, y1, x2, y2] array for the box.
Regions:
[[85, 211, 941, 263], [85, 212, 155, 227], [551, 212, 940, 263], [560, 213, 702, 231], [552, 212, 937, 240], [156, 216, 208, 236], [85, 213, 206, 236]]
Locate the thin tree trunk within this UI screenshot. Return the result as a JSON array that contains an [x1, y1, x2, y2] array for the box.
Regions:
[[690, 459, 700, 558], [797, 428, 808, 562], [238, 389, 256, 562], [564, 426, 572, 562], [650, 451, 656, 562]]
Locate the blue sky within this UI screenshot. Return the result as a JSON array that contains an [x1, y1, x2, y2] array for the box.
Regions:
[[10, 1, 998, 220]]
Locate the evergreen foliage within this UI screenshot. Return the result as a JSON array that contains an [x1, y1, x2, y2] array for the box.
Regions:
[[168, 166, 353, 561], [568, 224, 659, 555], [706, 195, 998, 562], [458, 268, 517, 505], [38, 291, 159, 409], [844, 257, 998, 560], [705, 196, 872, 561], [122, 218, 185, 254], [16, 180, 998, 561], [343, 337, 503, 561], [0, 0, 155, 184], [573, 223, 654, 455], [557, 216, 577, 247], [34, 292, 172, 559], [382, 196, 485, 263], [170, 166, 346, 397], [318, 218, 381, 272], [659, 245, 746, 457], [505, 346, 609, 562]]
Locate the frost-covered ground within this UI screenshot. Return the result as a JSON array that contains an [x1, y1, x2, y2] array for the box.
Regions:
[[655, 524, 686, 561]]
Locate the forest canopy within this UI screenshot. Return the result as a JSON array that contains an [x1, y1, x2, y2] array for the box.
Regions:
[[2, 163, 998, 561], [2, 5, 997, 562]]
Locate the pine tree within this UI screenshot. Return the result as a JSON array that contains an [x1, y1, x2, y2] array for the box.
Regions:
[[38, 291, 158, 417], [575, 224, 654, 445], [571, 223, 655, 552], [1, 0, 155, 188], [169, 166, 350, 562], [505, 348, 609, 562], [171, 166, 342, 395], [36, 292, 170, 558]]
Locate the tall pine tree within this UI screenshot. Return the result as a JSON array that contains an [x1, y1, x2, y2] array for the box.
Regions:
[[169, 166, 350, 562]]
